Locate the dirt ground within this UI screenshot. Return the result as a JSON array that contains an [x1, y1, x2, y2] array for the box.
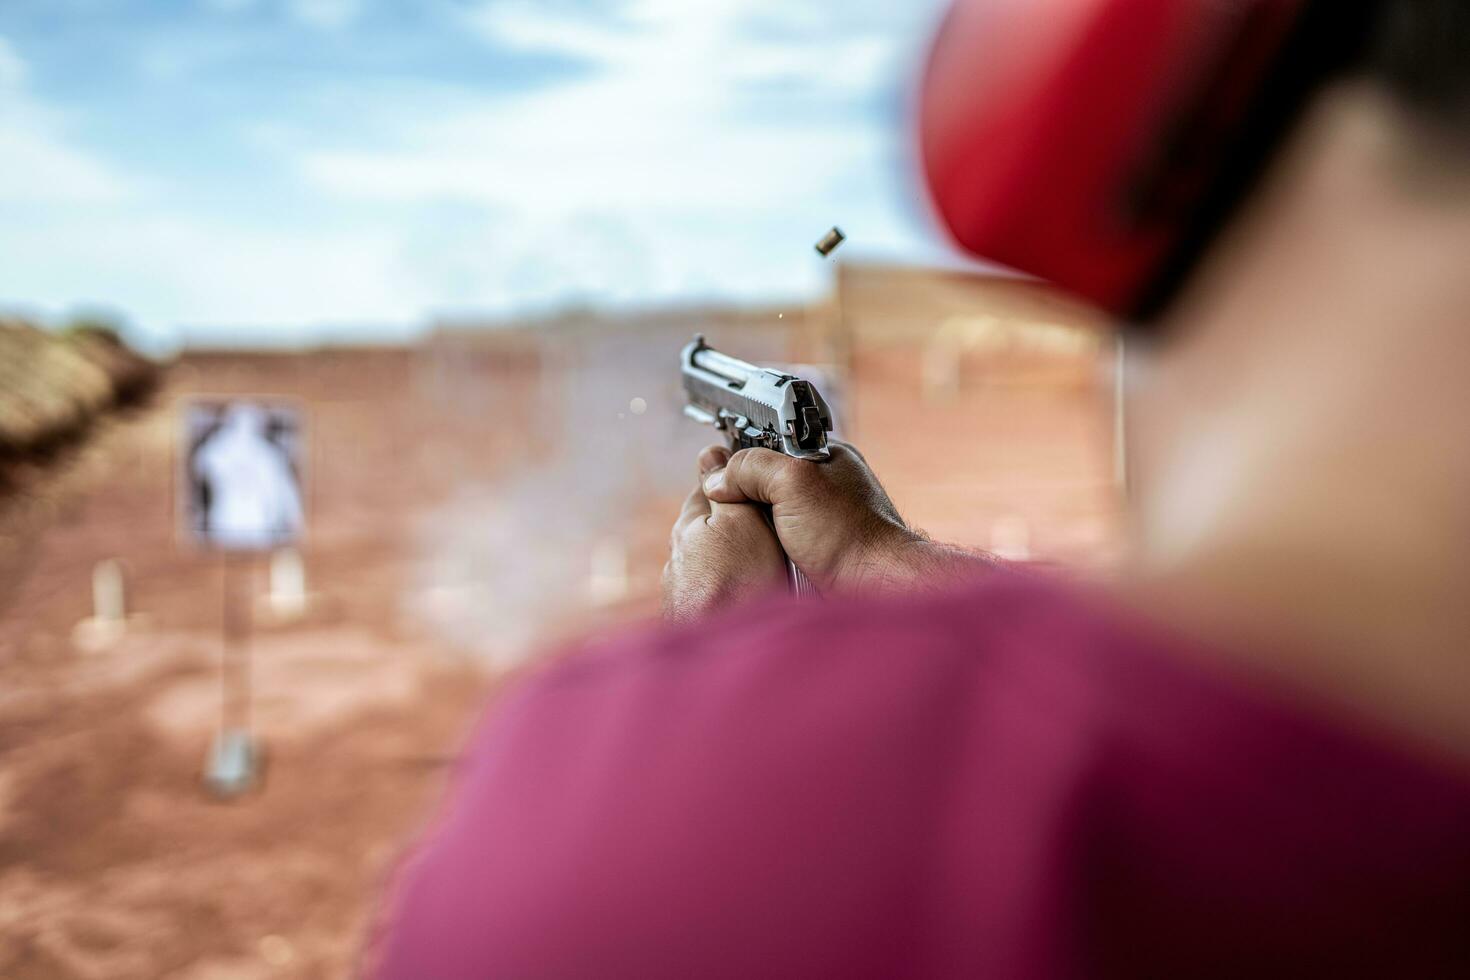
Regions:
[[0, 349, 533, 979], [0, 324, 1120, 978]]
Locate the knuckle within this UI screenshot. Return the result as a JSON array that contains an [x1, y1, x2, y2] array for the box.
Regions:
[[705, 507, 757, 544], [780, 459, 821, 496], [721, 449, 750, 480], [715, 507, 759, 534], [738, 500, 774, 525], [726, 505, 776, 543], [673, 514, 705, 548]]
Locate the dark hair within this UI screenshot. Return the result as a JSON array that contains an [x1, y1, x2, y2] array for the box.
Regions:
[[1370, 0, 1470, 133], [1136, 0, 1470, 321]]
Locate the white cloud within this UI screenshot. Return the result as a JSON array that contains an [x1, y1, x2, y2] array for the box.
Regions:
[[463, 1, 635, 62], [0, 1, 952, 343], [0, 122, 135, 204], [0, 35, 28, 88], [0, 211, 424, 342], [0, 29, 389, 336], [286, 0, 361, 30], [463, 0, 901, 97], [0, 35, 138, 204], [292, 0, 942, 313]]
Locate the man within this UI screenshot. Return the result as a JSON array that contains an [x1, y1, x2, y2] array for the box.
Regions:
[[373, 1, 1470, 975]]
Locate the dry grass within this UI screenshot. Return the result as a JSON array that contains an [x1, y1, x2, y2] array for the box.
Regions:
[[0, 318, 158, 460]]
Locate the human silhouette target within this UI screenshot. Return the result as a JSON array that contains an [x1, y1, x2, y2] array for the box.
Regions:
[[182, 400, 304, 550]]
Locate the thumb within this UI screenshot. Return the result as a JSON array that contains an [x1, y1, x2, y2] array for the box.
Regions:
[[703, 447, 800, 506]]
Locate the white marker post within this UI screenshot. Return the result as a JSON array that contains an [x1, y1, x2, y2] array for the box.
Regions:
[[267, 547, 307, 620], [73, 559, 128, 651], [921, 337, 962, 402], [989, 516, 1033, 562], [93, 558, 126, 623], [205, 551, 259, 799], [589, 537, 629, 607]]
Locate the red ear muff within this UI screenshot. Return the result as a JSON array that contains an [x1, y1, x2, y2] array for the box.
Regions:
[[919, 0, 1319, 318]]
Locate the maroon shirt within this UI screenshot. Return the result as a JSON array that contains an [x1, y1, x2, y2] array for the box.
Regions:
[[371, 574, 1470, 978]]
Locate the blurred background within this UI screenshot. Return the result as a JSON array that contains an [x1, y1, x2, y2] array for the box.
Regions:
[[0, 1, 1124, 976]]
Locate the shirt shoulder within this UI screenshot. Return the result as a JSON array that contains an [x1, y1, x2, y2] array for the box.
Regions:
[[374, 573, 1470, 980]]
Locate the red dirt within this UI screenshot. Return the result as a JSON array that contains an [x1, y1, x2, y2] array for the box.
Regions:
[[0, 349, 510, 979]]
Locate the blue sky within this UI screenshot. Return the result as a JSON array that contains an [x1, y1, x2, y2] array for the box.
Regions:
[[0, 0, 952, 348]]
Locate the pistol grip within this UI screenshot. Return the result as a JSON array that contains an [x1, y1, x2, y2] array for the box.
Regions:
[[754, 492, 817, 598], [787, 560, 817, 597]]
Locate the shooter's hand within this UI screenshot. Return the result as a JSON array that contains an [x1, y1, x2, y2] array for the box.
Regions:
[[662, 445, 788, 623], [700, 442, 932, 595]]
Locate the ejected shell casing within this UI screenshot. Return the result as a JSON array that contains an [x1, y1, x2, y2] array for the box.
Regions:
[[814, 226, 846, 257]]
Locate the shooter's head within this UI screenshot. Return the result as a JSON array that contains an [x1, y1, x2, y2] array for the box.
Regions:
[[922, 0, 1470, 569], [919, 0, 1470, 327]]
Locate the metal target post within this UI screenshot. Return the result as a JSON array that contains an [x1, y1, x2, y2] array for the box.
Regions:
[[207, 549, 259, 798], [222, 551, 256, 737], [221, 551, 237, 735]]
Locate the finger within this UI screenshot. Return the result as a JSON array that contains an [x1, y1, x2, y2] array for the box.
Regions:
[[704, 447, 803, 505], [697, 443, 732, 477], [677, 484, 711, 528], [705, 498, 773, 533]]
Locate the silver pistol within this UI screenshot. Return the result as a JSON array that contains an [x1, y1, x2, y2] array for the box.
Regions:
[[680, 335, 834, 597]]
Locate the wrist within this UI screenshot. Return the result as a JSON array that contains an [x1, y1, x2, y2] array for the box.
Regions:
[[832, 525, 1001, 596], [830, 521, 930, 595]]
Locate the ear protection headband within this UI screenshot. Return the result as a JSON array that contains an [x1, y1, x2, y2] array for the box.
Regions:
[[919, 0, 1378, 320]]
